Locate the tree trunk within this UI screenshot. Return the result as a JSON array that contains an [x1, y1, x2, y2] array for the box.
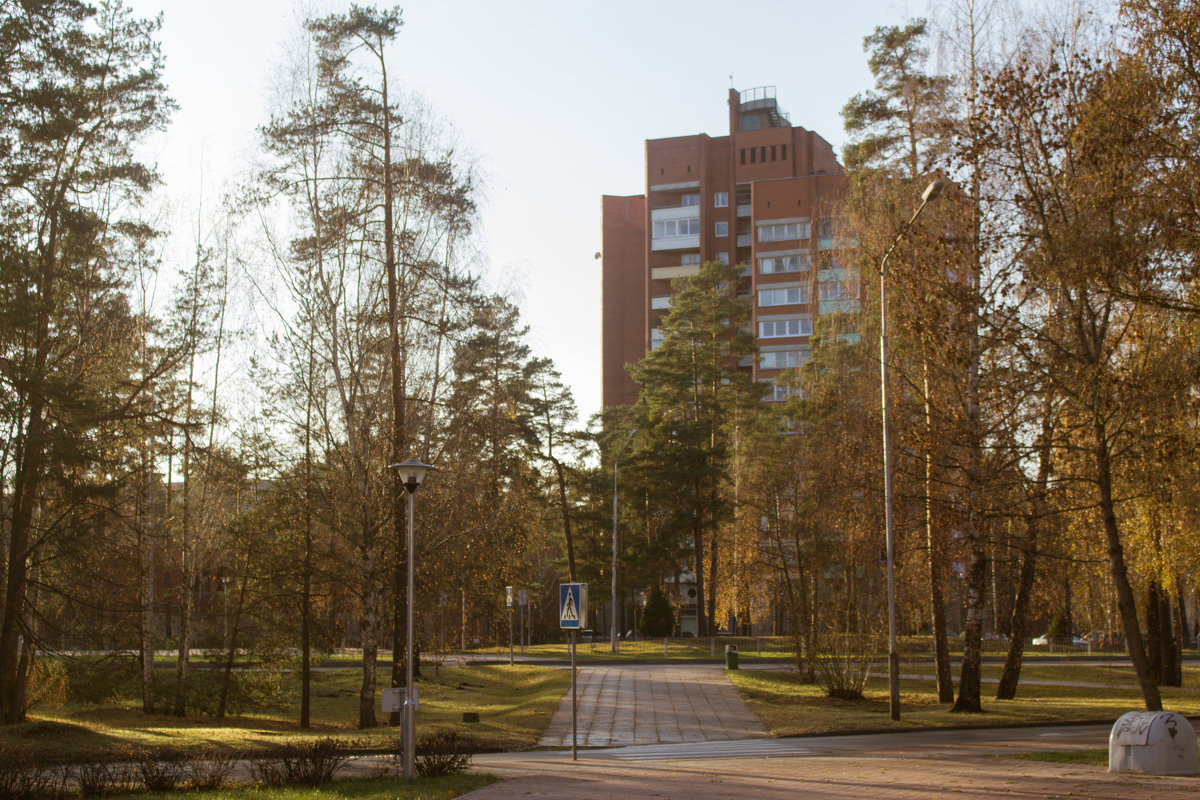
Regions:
[[217, 570, 249, 719], [924, 361, 953, 703], [359, 542, 379, 729], [1093, 416, 1161, 710]]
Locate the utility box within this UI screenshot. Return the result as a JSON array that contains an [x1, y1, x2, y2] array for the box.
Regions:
[[1109, 711, 1198, 775]]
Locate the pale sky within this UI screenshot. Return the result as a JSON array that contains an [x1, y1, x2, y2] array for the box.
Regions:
[[125, 0, 921, 425]]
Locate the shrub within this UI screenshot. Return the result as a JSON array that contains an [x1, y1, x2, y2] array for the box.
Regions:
[[24, 658, 68, 713], [416, 730, 476, 777], [135, 748, 188, 793], [185, 746, 238, 791], [73, 753, 137, 797], [812, 625, 879, 700], [0, 744, 65, 800], [639, 586, 675, 638], [250, 737, 348, 787]]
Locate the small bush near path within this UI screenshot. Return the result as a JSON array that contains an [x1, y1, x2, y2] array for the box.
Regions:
[[250, 737, 350, 787], [0, 744, 67, 799], [415, 730, 476, 777]]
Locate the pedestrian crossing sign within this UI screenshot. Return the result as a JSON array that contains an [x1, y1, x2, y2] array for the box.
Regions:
[[559, 582, 587, 629]]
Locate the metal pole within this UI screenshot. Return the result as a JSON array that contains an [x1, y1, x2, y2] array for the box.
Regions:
[[880, 266, 901, 723], [879, 179, 943, 724], [571, 629, 578, 760], [508, 605, 514, 666], [405, 489, 416, 779]]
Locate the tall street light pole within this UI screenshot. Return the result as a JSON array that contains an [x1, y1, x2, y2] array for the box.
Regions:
[[389, 458, 436, 779], [612, 429, 636, 653], [879, 179, 944, 722]]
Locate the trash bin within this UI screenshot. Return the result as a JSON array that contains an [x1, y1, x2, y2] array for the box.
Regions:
[[1109, 711, 1198, 775], [725, 644, 739, 669]]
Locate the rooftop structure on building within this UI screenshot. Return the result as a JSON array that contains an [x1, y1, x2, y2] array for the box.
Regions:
[[601, 86, 853, 409]]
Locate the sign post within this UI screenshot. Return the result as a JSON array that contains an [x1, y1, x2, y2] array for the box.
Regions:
[[559, 583, 586, 761], [506, 586, 514, 666], [518, 589, 527, 654]]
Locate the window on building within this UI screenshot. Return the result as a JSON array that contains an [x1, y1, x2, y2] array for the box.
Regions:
[[760, 349, 810, 370], [681, 193, 700, 207], [761, 378, 803, 403], [740, 149, 746, 165], [652, 217, 701, 239], [714, 192, 728, 208], [715, 221, 728, 237], [758, 220, 811, 243], [758, 253, 811, 274], [759, 318, 813, 338], [770, 145, 777, 161], [758, 286, 810, 307], [817, 216, 836, 249], [651, 295, 671, 310], [716, 251, 730, 265], [681, 253, 701, 265], [736, 186, 752, 206], [818, 278, 858, 301], [650, 328, 664, 350], [781, 144, 788, 160], [749, 148, 756, 164]]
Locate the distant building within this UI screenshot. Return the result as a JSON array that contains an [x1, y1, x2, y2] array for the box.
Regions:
[[601, 87, 851, 409]]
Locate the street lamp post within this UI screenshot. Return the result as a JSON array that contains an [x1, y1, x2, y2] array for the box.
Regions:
[[611, 429, 636, 653], [879, 179, 944, 722], [389, 458, 437, 779]]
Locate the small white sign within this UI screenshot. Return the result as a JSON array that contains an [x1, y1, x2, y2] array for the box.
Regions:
[[506, 585, 514, 607], [381, 687, 404, 713]]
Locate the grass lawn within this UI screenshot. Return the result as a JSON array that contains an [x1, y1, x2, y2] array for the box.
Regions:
[[0, 663, 568, 764], [728, 664, 1200, 737], [100, 774, 497, 800]]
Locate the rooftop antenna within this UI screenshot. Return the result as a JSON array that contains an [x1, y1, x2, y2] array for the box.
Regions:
[[729, 73, 734, 88]]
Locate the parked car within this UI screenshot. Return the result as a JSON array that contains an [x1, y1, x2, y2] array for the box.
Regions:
[[1033, 632, 1088, 646]]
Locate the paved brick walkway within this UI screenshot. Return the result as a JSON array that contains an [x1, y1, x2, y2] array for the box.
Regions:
[[538, 664, 766, 747]]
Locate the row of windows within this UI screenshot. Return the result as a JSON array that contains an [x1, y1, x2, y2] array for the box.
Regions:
[[759, 254, 811, 274], [676, 192, 733, 208], [652, 217, 701, 239], [759, 318, 813, 338], [740, 144, 788, 165], [759, 286, 810, 307], [759, 220, 811, 243], [762, 379, 802, 403], [760, 349, 809, 369], [818, 280, 858, 301]]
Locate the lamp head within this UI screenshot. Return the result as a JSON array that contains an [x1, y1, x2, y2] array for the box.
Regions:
[[388, 459, 437, 492], [922, 179, 947, 202]]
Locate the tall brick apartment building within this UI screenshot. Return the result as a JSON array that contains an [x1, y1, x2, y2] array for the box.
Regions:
[[601, 87, 852, 409]]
